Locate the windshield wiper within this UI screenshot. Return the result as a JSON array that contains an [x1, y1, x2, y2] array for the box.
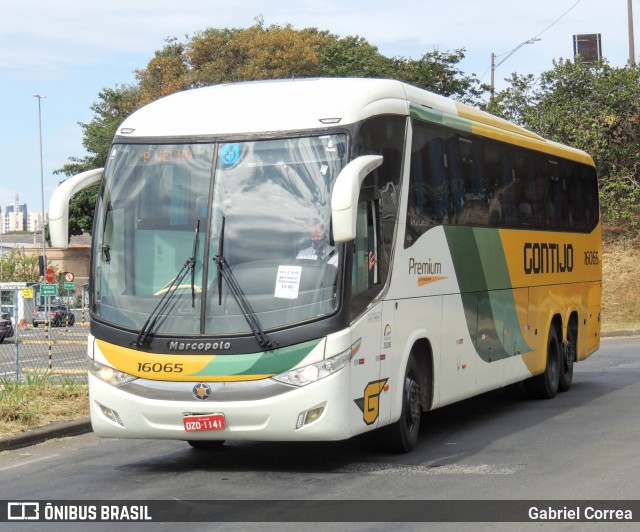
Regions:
[[191, 220, 200, 307], [134, 220, 200, 347], [214, 217, 278, 350]]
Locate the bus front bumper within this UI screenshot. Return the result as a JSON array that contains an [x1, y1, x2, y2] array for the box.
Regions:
[[88, 370, 353, 442]]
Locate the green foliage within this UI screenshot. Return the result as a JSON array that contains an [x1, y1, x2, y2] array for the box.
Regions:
[[56, 85, 140, 239], [0, 248, 41, 282], [392, 49, 487, 105], [67, 184, 99, 238], [53, 21, 489, 236], [487, 59, 640, 229]]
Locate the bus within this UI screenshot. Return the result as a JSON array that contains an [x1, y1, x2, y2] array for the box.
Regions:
[[50, 78, 601, 452]]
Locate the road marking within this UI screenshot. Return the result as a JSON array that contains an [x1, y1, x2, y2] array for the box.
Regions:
[[0, 453, 60, 471], [339, 463, 524, 475]]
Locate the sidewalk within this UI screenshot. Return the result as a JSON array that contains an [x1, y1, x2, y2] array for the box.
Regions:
[[1, 329, 638, 452]]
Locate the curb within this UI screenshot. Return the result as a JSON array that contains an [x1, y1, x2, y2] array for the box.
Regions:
[[601, 329, 640, 338], [0, 419, 92, 452]]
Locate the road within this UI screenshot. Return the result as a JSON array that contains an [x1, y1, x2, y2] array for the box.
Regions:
[[0, 336, 639, 530], [0, 324, 88, 378]]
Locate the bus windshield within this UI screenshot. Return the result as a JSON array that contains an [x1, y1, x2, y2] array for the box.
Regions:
[[92, 135, 347, 339]]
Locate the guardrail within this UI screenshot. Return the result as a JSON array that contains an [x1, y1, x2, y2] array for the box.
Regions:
[[0, 309, 89, 382]]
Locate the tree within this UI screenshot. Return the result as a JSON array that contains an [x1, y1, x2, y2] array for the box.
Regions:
[[58, 21, 485, 238], [56, 85, 141, 238], [487, 59, 640, 228], [393, 49, 486, 104], [0, 248, 41, 282]]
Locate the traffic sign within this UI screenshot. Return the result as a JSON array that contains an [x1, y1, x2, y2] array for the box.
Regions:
[[63, 281, 75, 290], [64, 272, 74, 282], [22, 287, 34, 298], [40, 283, 58, 297], [45, 268, 55, 283]]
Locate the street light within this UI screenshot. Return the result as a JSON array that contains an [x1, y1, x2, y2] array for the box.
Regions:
[[33, 94, 47, 275], [490, 38, 541, 98], [33, 93, 50, 335]]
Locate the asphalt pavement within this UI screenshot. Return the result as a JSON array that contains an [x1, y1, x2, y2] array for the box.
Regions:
[[1, 328, 638, 452]]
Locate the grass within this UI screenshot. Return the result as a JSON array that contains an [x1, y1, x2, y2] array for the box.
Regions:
[[0, 373, 89, 439], [601, 234, 640, 332], [0, 231, 637, 441]]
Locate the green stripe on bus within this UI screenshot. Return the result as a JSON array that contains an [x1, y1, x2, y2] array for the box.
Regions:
[[189, 339, 321, 377], [409, 103, 473, 134], [444, 227, 531, 362]]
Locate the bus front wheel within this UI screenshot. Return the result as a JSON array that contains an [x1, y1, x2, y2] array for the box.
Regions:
[[379, 355, 422, 453], [188, 440, 225, 450]]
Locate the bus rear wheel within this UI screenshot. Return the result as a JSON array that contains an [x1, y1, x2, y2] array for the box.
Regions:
[[526, 325, 560, 399], [559, 322, 577, 393]]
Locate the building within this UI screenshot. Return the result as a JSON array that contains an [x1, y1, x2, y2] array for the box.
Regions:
[[3, 194, 29, 232], [1, 195, 48, 235]]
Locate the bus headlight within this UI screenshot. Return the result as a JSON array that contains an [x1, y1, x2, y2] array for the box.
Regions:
[[90, 361, 137, 386], [272, 340, 360, 387]]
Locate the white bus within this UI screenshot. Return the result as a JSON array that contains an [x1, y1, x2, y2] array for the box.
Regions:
[[50, 78, 601, 452]]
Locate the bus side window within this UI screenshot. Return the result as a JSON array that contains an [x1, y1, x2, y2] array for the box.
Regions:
[[350, 195, 381, 320], [406, 122, 448, 247], [355, 114, 405, 277], [546, 160, 569, 229], [457, 137, 486, 226], [515, 152, 536, 226]]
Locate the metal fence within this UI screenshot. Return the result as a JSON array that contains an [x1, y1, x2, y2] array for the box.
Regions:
[[0, 308, 89, 382]]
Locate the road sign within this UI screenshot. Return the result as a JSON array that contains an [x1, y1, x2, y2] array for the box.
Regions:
[[22, 287, 34, 298], [64, 272, 75, 282], [63, 281, 75, 290], [41, 283, 58, 297], [45, 268, 55, 283]]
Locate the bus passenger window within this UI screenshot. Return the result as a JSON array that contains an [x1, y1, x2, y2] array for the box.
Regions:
[[457, 137, 487, 226], [406, 123, 448, 246]]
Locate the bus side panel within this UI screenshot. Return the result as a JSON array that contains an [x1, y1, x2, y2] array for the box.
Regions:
[[439, 294, 478, 406], [524, 285, 553, 376], [582, 281, 602, 359], [389, 296, 443, 413]]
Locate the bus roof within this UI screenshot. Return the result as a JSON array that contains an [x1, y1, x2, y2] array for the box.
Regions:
[[116, 78, 593, 164]]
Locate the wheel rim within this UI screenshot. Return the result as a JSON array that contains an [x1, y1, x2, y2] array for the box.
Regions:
[[549, 336, 559, 382], [564, 342, 574, 372], [403, 376, 421, 434]]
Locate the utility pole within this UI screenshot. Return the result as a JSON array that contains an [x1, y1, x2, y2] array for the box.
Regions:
[[629, 0, 636, 68]]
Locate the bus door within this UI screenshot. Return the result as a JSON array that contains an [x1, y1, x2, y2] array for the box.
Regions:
[[348, 193, 391, 432]]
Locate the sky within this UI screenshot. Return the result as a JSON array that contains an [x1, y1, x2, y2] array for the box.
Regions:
[[0, 0, 636, 213]]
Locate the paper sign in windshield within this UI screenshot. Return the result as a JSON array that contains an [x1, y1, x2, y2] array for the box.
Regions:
[[274, 266, 302, 299]]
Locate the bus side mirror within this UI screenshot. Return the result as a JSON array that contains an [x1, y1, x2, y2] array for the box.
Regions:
[[331, 155, 383, 242], [49, 168, 103, 249]]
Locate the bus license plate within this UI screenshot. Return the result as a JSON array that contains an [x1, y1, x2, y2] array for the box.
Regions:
[[183, 414, 226, 432]]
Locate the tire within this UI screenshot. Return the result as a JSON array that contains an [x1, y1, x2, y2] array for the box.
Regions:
[[0, 336, 4, 344], [68, 314, 76, 326], [379, 355, 422, 453], [188, 440, 225, 450], [526, 325, 561, 399], [33, 322, 38, 328], [559, 322, 577, 393]]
